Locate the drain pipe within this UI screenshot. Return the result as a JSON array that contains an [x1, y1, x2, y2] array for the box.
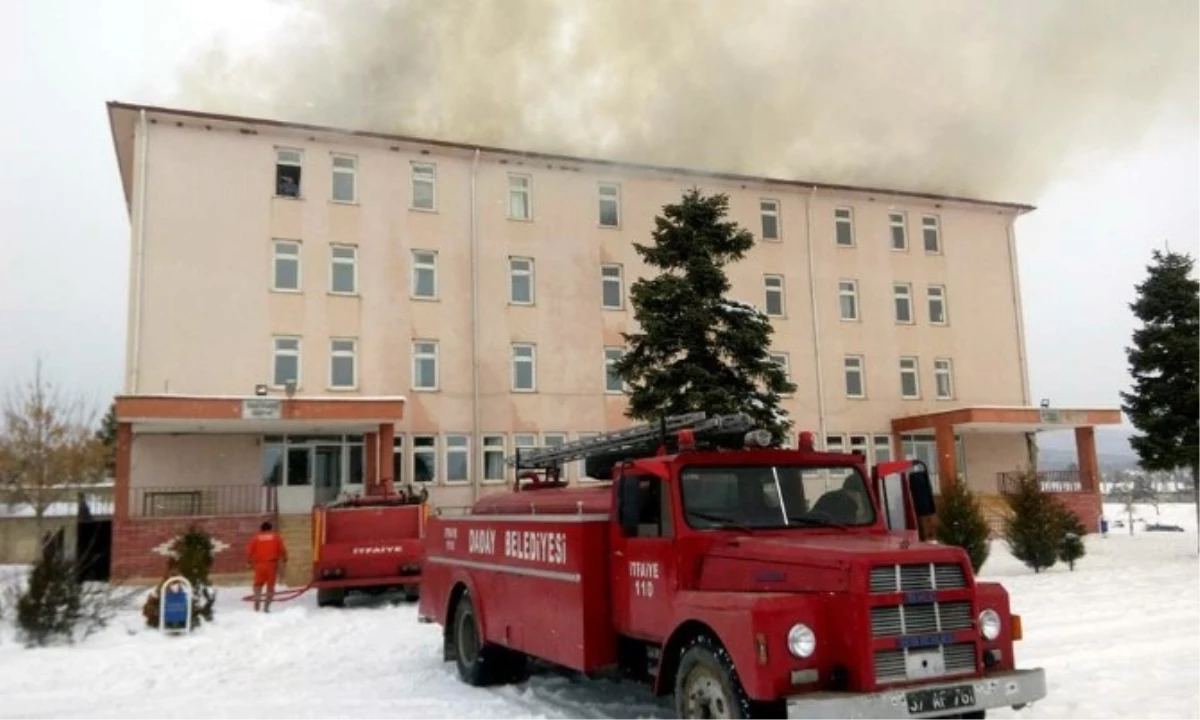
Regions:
[[804, 186, 828, 448], [130, 109, 150, 394], [1005, 216, 1031, 406], [469, 148, 482, 503]]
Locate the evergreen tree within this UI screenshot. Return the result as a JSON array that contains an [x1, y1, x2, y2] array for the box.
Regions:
[[142, 527, 217, 629], [1052, 501, 1087, 571], [1120, 248, 1199, 552], [934, 478, 992, 574], [15, 533, 83, 647], [96, 402, 118, 477], [1002, 470, 1060, 573], [612, 189, 796, 441]]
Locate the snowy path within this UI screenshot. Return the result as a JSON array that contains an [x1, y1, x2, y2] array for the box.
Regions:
[[1, 503, 1196, 719]]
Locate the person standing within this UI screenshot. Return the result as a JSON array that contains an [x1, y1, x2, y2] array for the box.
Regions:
[[246, 521, 288, 612]]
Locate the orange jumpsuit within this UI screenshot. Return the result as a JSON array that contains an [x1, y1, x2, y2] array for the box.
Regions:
[[246, 530, 288, 594]]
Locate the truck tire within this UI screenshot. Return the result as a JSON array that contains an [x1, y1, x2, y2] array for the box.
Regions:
[[316, 588, 346, 608], [674, 634, 785, 719], [452, 593, 511, 687]]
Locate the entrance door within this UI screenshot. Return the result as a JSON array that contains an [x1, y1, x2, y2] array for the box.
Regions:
[[610, 468, 676, 644], [314, 445, 343, 505]]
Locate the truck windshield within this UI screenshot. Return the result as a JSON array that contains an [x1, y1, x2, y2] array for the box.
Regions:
[[679, 465, 876, 529]]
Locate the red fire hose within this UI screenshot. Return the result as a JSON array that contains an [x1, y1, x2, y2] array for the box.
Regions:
[[239, 581, 314, 603]]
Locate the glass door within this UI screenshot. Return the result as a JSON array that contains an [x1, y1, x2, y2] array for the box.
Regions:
[[314, 444, 343, 506]]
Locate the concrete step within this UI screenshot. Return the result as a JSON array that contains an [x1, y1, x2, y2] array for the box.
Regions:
[[276, 514, 313, 588]]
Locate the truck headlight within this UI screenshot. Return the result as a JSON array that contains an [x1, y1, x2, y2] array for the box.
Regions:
[[979, 609, 1001, 641], [787, 623, 816, 658]]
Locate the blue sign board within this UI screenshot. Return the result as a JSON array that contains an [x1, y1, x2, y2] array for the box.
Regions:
[[158, 576, 194, 634]]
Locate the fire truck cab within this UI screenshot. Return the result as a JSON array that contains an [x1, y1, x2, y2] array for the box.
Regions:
[[418, 412, 1047, 718]]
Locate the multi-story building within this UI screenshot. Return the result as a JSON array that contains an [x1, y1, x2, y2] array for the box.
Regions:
[[104, 101, 1119, 583]]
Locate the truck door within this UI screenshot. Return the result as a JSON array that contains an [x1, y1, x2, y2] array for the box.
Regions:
[[611, 467, 675, 644]]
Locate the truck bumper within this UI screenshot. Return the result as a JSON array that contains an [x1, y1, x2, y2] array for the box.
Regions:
[[785, 668, 1047, 719]]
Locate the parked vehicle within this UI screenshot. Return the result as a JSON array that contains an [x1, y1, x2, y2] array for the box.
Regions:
[[418, 412, 1047, 718]]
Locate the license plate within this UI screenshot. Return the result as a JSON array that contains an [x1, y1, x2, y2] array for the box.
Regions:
[[905, 684, 976, 715]]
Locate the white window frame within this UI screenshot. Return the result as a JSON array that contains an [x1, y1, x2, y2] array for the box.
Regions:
[[769, 352, 791, 396], [511, 343, 537, 392], [893, 283, 913, 324], [508, 256, 535, 305], [412, 340, 439, 391], [411, 249, 438, 300], [329, 337, 357, 390], [542, 432, 567, 449], [849, 434, 869, 459], [481, 434, 507, 484], [275, 147, 303, 198], [331, 153, 357, 203], [444, 434, 470, 484], [922, 215, 942, 254], [512, 433, 538, 479], [604, 347, 625, 394], [508, 173, 532, 220], [873, 434, 893, 464], [927, 285, 948, 325], [391, 435, 405, 487], [899, 356, 921, 399], [575, 432, 600, 481], [764, 274, 785, 317], [598, 182, 620, 228], [601, 264, 624, 310], [412, 435, 437, 484], [934, 358, 955, 400], [272, 335, 301, 389], [272, 239, 301, 292], [838, 279, 859, 321], [889, 212, 908, 251], [834, 207, 854, 247], [329, 244, 357, 295], [760, 198, 780, 241], [844, 355, 865, 399], [411, 161, 436, 211], [825, 433, 845, 454]]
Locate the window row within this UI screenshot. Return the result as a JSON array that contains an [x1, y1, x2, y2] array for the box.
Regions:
[[761, 275, 948, 325], [842, 355, 956, 400], [389, 432, 617, 485], [273, 149, 943, 250]]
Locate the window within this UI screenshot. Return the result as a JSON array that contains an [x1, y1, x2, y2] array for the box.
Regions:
[[893, 283, 913, 323], [275, 148, 302, 198], [927, 285, 947, 325], [482, 435, 506, 483], [413, 436, 437, 483], [844, 355, 865, 398], [513, 434, 537, 477], [838, 279, 858, 321], [329, 338, 356, 389], [769, 352, 790, 381], [601, 264, 624, 309], [391, 436, 405, 488], [922, 215, 941, 253], [543, 432, 566, 450], [445, 435, 469, 483], [764, 275, 785, 316], [899, 356, 920, 399], [619, 474, 672, 538], [835, 207, 854, 246], [272, 240, 300, 291], [411, 250, 437, 299], [934, 358, 955, 400], [411, 162, 436, 210], [849, 434, 869, 459], [680, 465, 876, 529], [576, 432, 599, 480], [508, 173, 531, 220], [511, 343, 536, 391], [873, 435, 892, 464], [889, 212, 907, 250], [760, 199, 780, 240], [330, 245, 357, 294], [509, 257, 534, 305], [412, 340, 439, 390], [604, 347, 625, 393], [598, 183, 620, 227], [331, 153, 357, 203], [825, 434, 845, 453], [272, 336, 301, 387]]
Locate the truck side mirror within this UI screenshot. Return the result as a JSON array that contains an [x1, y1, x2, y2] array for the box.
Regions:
[[909, 467, 936, 518], [617, 475, 641, 538]]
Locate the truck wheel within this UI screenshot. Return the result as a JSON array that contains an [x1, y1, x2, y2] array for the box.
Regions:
[[452, 593, 505, 686], [316, 589, 346, 608], [674, 634, 783, 719]]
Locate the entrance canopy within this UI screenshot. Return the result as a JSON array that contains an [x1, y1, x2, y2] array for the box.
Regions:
[[115, 394, 406, 434]]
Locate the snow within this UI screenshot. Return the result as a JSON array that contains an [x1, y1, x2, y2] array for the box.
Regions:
[[0, 503, 1196, 719], [717, 298, 761, 316]]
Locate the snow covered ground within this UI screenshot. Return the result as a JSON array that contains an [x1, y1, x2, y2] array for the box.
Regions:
[[1, 502, 1196, 719]]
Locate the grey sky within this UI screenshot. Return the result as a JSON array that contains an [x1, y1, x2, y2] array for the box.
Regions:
[[2, 0, 1196, 427]]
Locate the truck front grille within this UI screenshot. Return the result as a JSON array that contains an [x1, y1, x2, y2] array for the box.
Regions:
[[873, 642, 977, 684], [869, 563, 967, 594], [871, 600, 974, 637]]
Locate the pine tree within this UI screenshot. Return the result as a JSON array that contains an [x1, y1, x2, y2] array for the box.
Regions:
[[15, 533, 83, 647], [96, 402, 118, 477], [612, 189, 796, 441], [1120, 248, 1199, 552], [1052, 501, 1087, 571], [1002, 470, 1060, 573], [142, 527, 217, 629], [934, 478, 992, 574]]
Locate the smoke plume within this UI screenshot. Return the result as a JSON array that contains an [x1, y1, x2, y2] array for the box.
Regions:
[[174, 0, 1198, 202]]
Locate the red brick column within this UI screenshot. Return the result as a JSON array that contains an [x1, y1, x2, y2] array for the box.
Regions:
[[378, 422, 395, 493], [935, 422, 958, 493], [364, 431, 378, 494], [114, 422, 132, 522], [1075, 426, 1099, 492]]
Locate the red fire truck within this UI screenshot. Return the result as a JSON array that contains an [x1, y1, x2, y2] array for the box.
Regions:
[[417, 412, 1047, 718]]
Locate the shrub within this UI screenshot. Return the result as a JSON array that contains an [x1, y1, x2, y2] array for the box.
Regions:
[[142, 527, 217, 629], [14, 535, 82, 646], [1052, 501, 1087, 570], [934, 478, 992, 574], [1002, 469, 1060, 573]]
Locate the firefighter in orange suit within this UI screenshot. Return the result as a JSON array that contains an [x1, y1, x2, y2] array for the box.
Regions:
[[246, 521, 288, 612]]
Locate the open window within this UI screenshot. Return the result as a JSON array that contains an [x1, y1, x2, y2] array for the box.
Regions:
[[617, 473, 672, 539], [275, 148, 302, 198]]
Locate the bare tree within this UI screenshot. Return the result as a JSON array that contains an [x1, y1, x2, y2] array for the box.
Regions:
[[0, 361, 107, 528]]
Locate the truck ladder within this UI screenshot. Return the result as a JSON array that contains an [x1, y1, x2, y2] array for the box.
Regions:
[[508, 411, 755, 471]]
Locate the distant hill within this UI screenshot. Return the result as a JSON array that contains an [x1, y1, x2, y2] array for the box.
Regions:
[[1036, 425, 1142, 471]]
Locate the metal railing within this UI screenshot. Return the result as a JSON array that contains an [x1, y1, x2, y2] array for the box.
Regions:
[[997, 470, 1084, 494], [130, 485, 277, 518]]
